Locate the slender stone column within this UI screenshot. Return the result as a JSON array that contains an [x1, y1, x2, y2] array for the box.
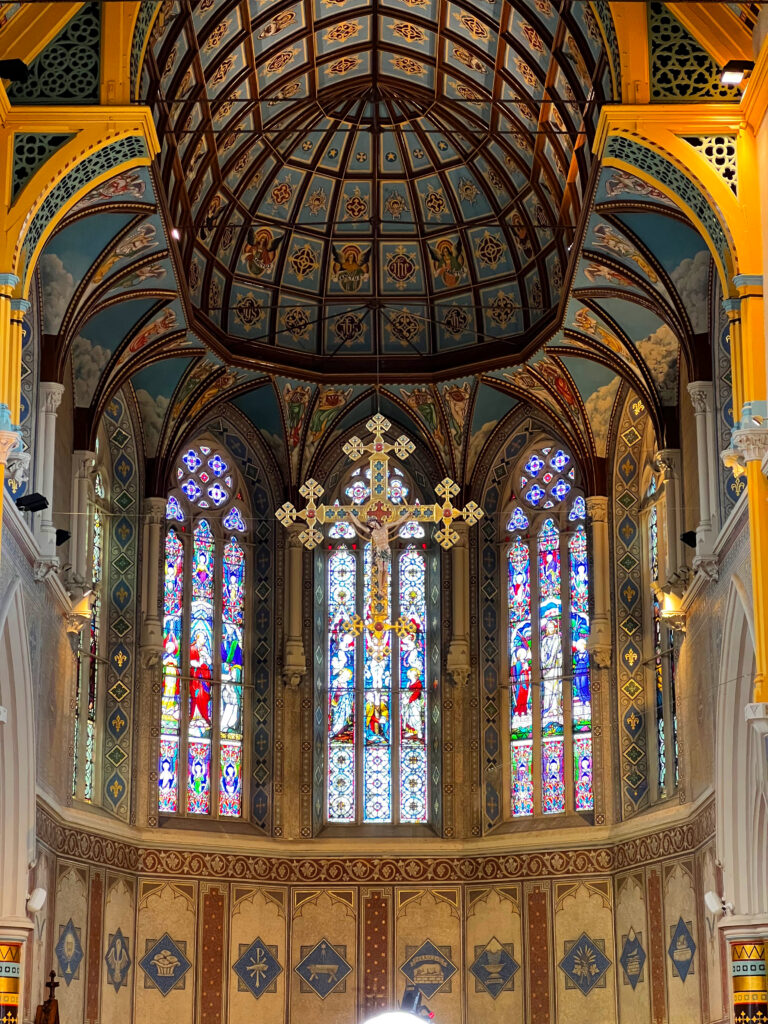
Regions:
[[446, 521, 471, 685], [655, 449, 689, 594], [687, 382, 719, 579], [282, 523, 307, 687], [65, 450, 96, 597], [586, 496, 616, 824], [139, 498, 166, 825], [33, 382, 64, 563]]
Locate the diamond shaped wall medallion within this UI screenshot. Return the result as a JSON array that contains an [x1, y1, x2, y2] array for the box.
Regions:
[[55, 919, 84, 985], [401, 940, 457, 998], [470, 938, 519, 998], [619, 929, 646, 990], [668, 918, 696, 981], [295, 939, 351, 998], [139, 934, 191, 995], [105, 928, 132, 993], [233, 938, 282, 998], [559, 933, 611, 994]]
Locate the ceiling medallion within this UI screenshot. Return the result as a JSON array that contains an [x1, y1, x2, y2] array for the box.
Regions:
[[442, 305, 470, 338], [387, 309, 422, 347], [288, 243, 321, 282], [383, 190, 408, 220], [390, 55, 427, 77], [391, 21, 427, 43], [474, 231, 506, 269], [333, 311, 367, 346], [281, 306, 312, 341], [327, 55, 362, 76], [384, 247, 418, 290], [257, 10, 296, 39], [324, 21, 361, 44], [233, 292, 265, 332]]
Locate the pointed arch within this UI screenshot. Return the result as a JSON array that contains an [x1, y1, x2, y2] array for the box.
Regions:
[[0, 578, 36, 928]]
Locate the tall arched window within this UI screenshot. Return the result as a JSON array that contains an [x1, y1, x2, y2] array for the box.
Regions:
[[73, 470, 106, 802], [159, 443, 249, 819], [646, 476, 679, 799], [506, 445, 593, 818], [322, 463, 434, 826]]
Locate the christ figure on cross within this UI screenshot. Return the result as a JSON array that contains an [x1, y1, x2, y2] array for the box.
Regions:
[[347, 509, 401, 599]]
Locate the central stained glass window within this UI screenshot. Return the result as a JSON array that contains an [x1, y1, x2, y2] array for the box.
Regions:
[[507, 444, 593, 818], [325, 466, 430, 825], [159, 443, 249, 820]]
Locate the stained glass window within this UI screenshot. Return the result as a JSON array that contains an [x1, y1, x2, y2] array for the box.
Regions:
[[159, 444, 250, 820], [508, 445, 591, 818], [73, 503, 104, 802], [324, 465, 431, 825], [648, 503, 678, 798]]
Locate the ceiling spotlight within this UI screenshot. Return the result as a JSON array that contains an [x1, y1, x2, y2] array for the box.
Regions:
[[15, 492, 48, 513], [720, 59, 754, 86], [171, 228, 181, 240]]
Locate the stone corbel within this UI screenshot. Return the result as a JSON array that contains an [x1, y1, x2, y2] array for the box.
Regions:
[[64, 593, 92, 655], [744, 702, 768, 739], [33, 558, 59, 582], [446, 640, 471, 687], [282, 639, 307, 689], [0, 425, 21, 467], [692, 554, 719, 581]]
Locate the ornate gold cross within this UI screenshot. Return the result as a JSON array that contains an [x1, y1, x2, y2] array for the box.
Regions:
[[276, 413, 484, 661]]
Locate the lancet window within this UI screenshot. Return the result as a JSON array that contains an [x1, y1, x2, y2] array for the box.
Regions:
[[73, 471, 106, 802], [646, 478, 679, 798], [323, 465, 434, 826], [159, 443, 249, 819], [506, 445, 593, 818]]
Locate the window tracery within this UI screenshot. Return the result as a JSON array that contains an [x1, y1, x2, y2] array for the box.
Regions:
[[159, 443, 249, 819], [506, 444, 593, 819], [322, 461, 433, 826]]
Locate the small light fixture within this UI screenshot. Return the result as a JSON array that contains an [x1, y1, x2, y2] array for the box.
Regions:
[[720, 59, 754, 86], [704, 890, 734, 916], [680, 530, 697, 550], [170, 227, 181, 240], [26, 888, 47, 913], [55, 528, 71, 547]]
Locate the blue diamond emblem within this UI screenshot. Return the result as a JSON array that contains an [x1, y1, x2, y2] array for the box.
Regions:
[[470, 938, 519, 998], [295, 938, 351, 998], [401, 940, 457, 998], [55, 919, 83, 986], [668, 917, 696, 982], [104, 928, 132, 993], [233, 938, 282, 998], [559, 932, 611, 995], [619, 929, 646, 990], [139, 933, 191, 996]]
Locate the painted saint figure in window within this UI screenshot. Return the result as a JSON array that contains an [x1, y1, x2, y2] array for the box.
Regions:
[[507, 444, 592, 818], [158, 443, 248, 819]]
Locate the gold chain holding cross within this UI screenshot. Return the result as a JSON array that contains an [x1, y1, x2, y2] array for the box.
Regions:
[[276, 414, 483, 662]]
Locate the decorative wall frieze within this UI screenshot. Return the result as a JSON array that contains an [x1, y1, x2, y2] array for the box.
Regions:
[[36, 797, 715, 883]]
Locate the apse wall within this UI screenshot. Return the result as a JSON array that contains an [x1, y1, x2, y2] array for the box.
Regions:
[[32, 798, 723, 1024]]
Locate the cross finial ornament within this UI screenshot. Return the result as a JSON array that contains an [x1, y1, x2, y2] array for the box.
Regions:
[[276, 413, 484, 667], [45, 972, 59, 1000]]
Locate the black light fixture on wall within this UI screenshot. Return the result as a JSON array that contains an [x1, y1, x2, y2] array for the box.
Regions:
[[0, 59, 29, 83], [15, 492, 48, 513], [680, 531, 697, 550]]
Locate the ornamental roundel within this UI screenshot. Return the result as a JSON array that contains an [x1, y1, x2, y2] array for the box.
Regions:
[[334, 311, 366, 345], [270, 179, 294, 208], [443, 305, 469, 338], [327, 56, 361, 76], [457, 177, 480, 205], [324, 21, 361, 44], [343, 187, 369, 221], [521, 22, 546, 54], [456, 12, 490, 39], [257, 10, 296, 40], [515, 57, 538, 87], [388, 309, 421, 346], [390, 55, 427, 77], [452, 81, 484, 106], [234, 293, 265, 331], [385, 247, 418, 289], [264, 49, 297, 75], [475, 231, 506, 269], [288, 243, 321, 281], [424, 186, 447, 219], [489, 290, 519, 328], [205, 19, 232, 53], [391, 21, 427, 43], [453, 47, 486, 73], [281, 306, 312, 340]]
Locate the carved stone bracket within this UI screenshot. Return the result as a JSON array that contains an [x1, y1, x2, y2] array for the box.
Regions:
[[33, 557, 59, 581], [446, 640, 471, 686], [282, 638, 307, 688], [692, 554, 719, 581], [0, 427, 21, 466]]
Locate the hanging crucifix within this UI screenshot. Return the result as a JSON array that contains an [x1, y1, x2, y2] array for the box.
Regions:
[[276, 413, 484, 687]]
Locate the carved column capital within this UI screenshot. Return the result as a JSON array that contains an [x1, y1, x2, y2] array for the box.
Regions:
[[686, 380, 714, 416], [73, 449, 96, 478], [38, 381, 64, 414], [655, 448, 680, 480], [732, 425, 768, 466], [585, 495, 609, 522], [0, 428, 21, 466], [144, 496, 167, 523]]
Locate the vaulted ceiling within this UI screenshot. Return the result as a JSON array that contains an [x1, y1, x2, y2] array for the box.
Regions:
[[141, 0, 613, 372]]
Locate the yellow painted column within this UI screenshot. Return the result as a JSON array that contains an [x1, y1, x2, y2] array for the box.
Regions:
[[0, 274, 22, 563], [730, 277, 768, 703]]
